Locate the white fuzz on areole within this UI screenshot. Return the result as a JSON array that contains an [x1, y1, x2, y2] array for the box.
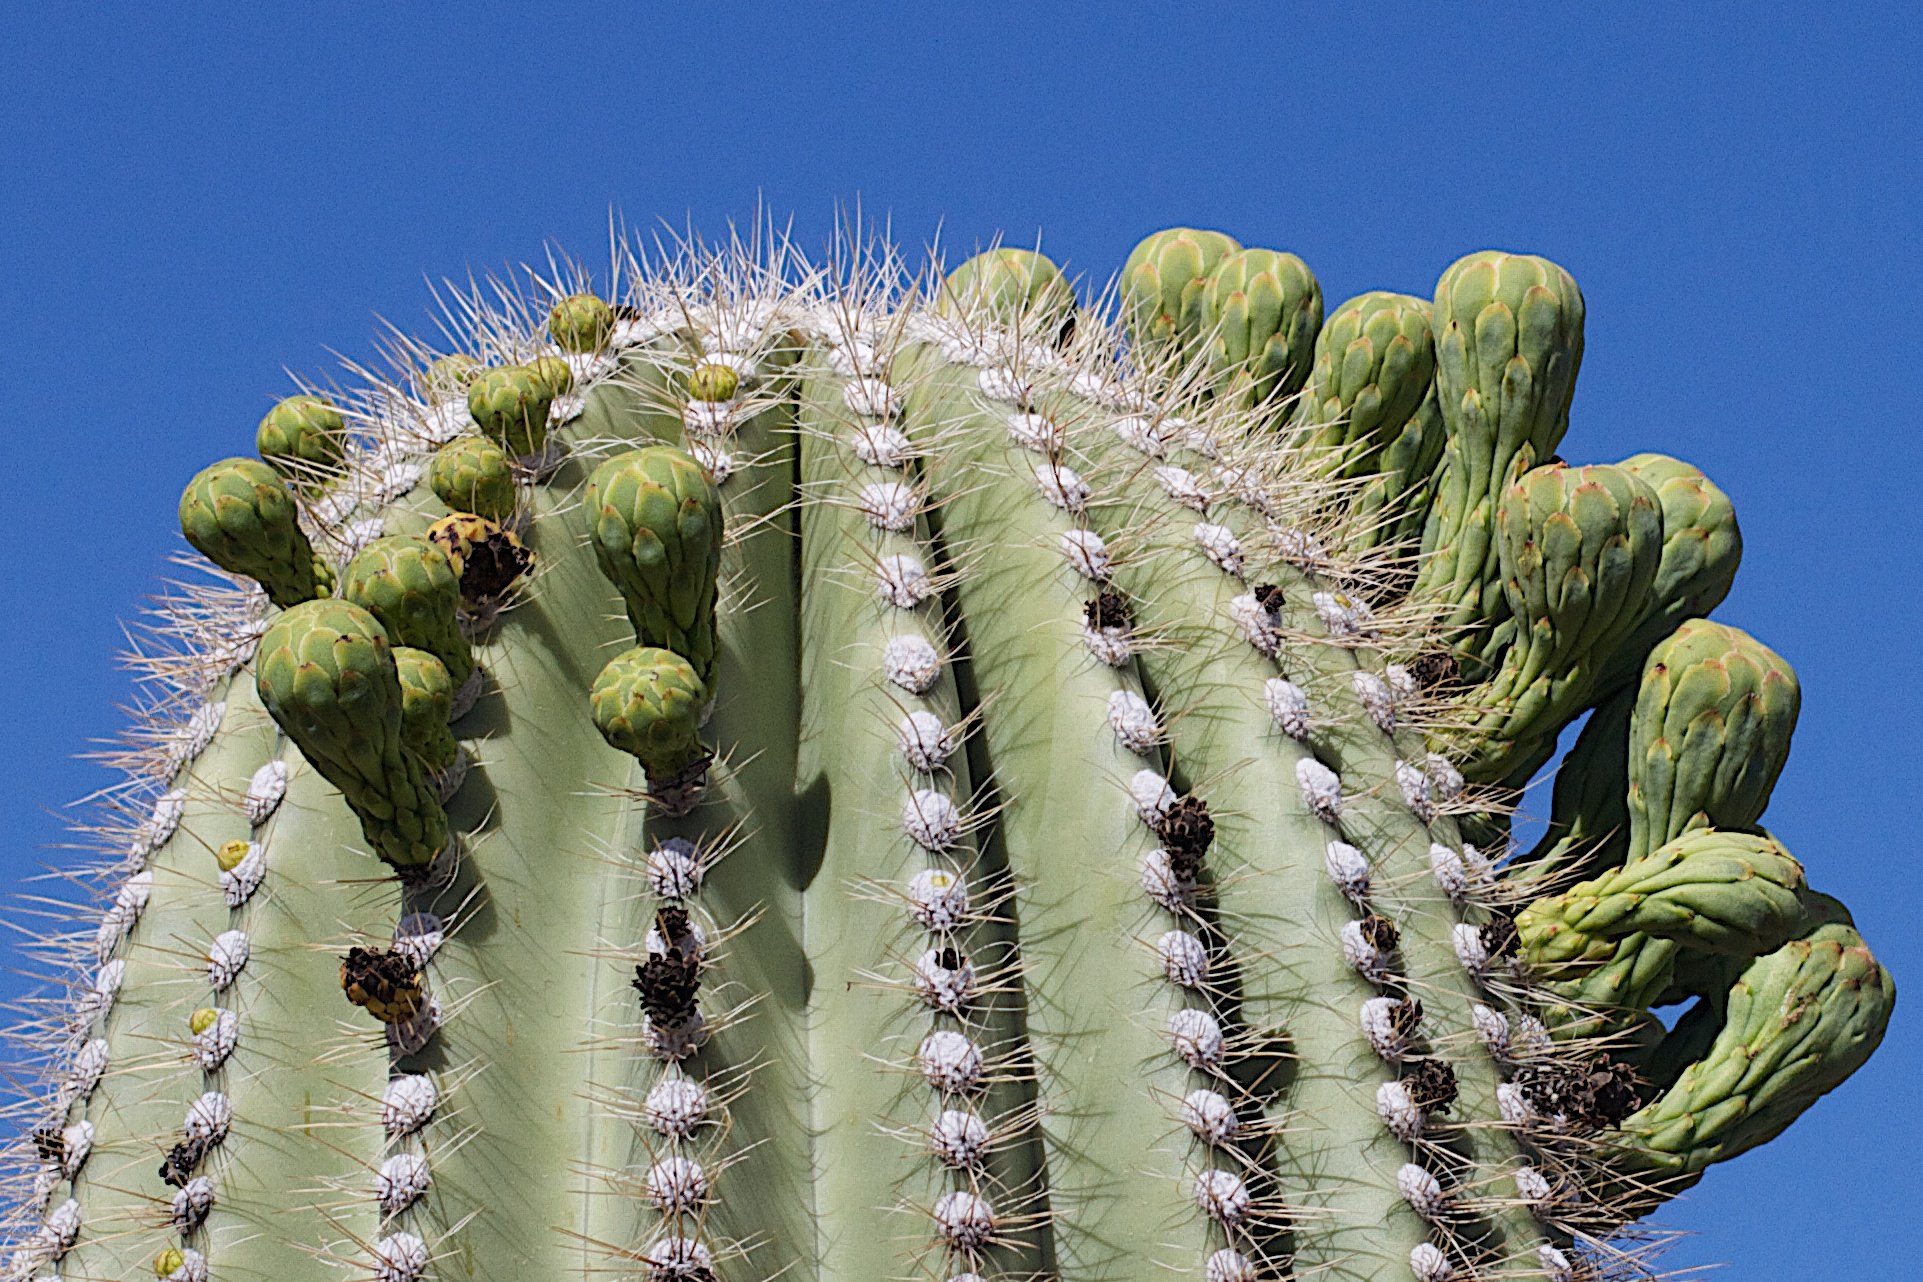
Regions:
[[1060, 528, 1112, 580], [1214, 464, 1271, 515], [826, 338, 880, 379], [1154, 464, 1209, 511], [1538, 1243, 1576, 1282], [1229, 592, 1283, 658], [374, 1230, 430, 1282], [1324, 841, 1371, 905], [643, 1009, 709, 1062], [929, 1107, 991, 1169], [1193, 522, 1245, 577], [1397, 762, 1437, 824], [79, 957, 126, 1021], [844, 376, 901, 420], [643, 1234, 715, 1282], [906, 868, 971, 931], [682, 397, 742, 439], [185, 1091, 233, 1151], [1471, 1005, 1510, 1060], [1168, 1007, 1226, 1070], [903, 788, 964, 853], [1360, 997, 1415, 1062], [38, 1197, 81, 1260], [645, 1154, 710, 1214], [56, 1120, 93, 1180], [1451, 922, 1492, 980], [1397, 1163, 1449, 1222], [1106, 689, 1161, 754], [1206, 1247, 1258, 1282], [1377, 1079, 1424, 1142], [1510, 1012, 1555, 1060], [95, 870, 154, 961], [1429, 844, 1469, 903], [934, 1189, 999, 1253], [1297, 758, 1343, 823], [1272, 526, 1328, 571], [171, 1175, 215, 1233], [849, 421, 914, 468], [178, 700, 224, 764], [313, 488, 360, 527], [339, 517, 386, 560], [217, 610, 271, 675], [1139, 848, 1195, 912], [1352, 670, 1396, 732], [1082, 619, 1133, 666], [1111, 414, 1171, 458], [897, 709, 955, 772], [875, 553, 934, 609], [918, 1029, 986, 1094], [417, 398, 468, 446], [1006, 410, 1062, 453], [644, 1077, 710, 1139], [1311, 589, 1377, 641], [550, 391, 587, 425], [64, 1039, 108, 1109], [1409, 1241, 1455, 1282], [1496, 1082, 1534, 1127], [393, 912, 446, 970], [912, 947, 978, 1014], [1157, 930, 1210, 989], [1129, 769, 1178, 825], [977, 365, 1030, 405], [1340, 919, 1390, 983], [221, 842, 267, 908], [1193, 1168, 1251, 1226], [1460, 843, 1493, 892], [645, 837, 704, 900], [857, 479, 919, 532], [690, 442, 733, 485], [1034, 459, 1090, 513], [371, 460, 424, 505], [563, 349, 619, 386], [377, 1151, 432, 1217], [208, 929, 250, 991], [26, 1165, 54, 1214], [382, 1073, 438, 1138], [1179, 1088, 1240, 1145], [696, 348, 759, 379], [883, 633, 943, 694], [1175, 421, 1218, 457], [1264, 677, 1311, 741], [134, 789, 187, 860], [192, 1008, 239, 1071], [1513, 1164, 1553, 1207]]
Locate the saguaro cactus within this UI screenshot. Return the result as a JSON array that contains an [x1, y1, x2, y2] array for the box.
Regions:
[[4, 224, 1890, 1282]]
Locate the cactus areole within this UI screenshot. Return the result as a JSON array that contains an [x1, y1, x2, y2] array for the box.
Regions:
[[8, 224, 1891, 1282]]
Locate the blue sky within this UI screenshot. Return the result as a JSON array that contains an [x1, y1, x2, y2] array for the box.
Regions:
[[2, 5, 1917, 1276]]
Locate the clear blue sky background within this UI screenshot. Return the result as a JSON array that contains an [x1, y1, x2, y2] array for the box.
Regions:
[[2, 5, 1917, 1276]]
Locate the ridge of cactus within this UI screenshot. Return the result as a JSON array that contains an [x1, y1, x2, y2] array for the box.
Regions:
[[0, 222, 1891, 1282]]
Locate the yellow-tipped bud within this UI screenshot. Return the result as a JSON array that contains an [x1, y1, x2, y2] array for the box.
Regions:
[[155, 1247, 186, 1278], [688, 362, 740, 403], [215, 839, 251, 872], [189, 1008, 221, 1037]]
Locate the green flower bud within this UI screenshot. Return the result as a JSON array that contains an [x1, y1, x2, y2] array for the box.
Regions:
[[178, 457, 320, 608], [340, 536, 474, 688], [583, 447, 724, 687], [548, 292, 614, 354], [1200, 248, 1323, 407], [428, 435, 518, 522], [393, 646, 459, 772], [939, 248, 1076, 339], [468, 365, 553, 457], [424, 353, 482, 398], [590, 646, 708, 779], [214, 839, 251, 873], [256, 394, 347, 487], [687, 362, 741, 404], [527, 353, 575, 400]]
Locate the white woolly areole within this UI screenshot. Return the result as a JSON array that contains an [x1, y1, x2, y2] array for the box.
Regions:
[[377, 1151, 432, 1216], [36, 1197, 81, 1260], [1129, 769, 1178, 825], [221, 843, 267, 908], [1340, 919, 1389, 983], [906, 868, 971, 931], [564, 349, 619, 386], [689, 442, 733, 485], [1082, 619, 1133, 666], [1106, 689, 1161, 754], [1312, 589, 1376, 641], [913, 947, 977, 1014], [643, 1235, 714, 1282], [882, 633, 942, 694], [1496, 1082, 1534, 1126], [1352, 670, 1396, 732], [1297, 758, 1343, 823], [55, 1120, 93, 1180], [1229, 593, 1283, 657], [643, 1009, 709, 1062], [1397, 1163, 1448, 1221], [1264, 677, 1311, 741], [1429, 844, 1470, 902], [1324, 841, 1371, 905], [1385, 662, 1418, 702], [135, 789, 187, 860], [875, 553, 933, 609], [339, 516, 387, 559], [903, 788, 964, 853], [1157, 930, 1210, 988], [1179, 1088, 1240, 1145], [185, 1091, 233, 1148], [1511, 1012, 1555, 1059], [1168, 1007, 1225, 1070], [1272, 525, 1328, 570], [1111, 414, 1170, 457], [1006, 410, 1062, 452], [1171, 419, 1217, 457], [646, 837, 703, 900], [645, 1077, 710, 1139], [682, 397, 742, 439], [843, 376, 900, 419], [1193, 522, 1245, 577], [934, 1189, 999, 1251], [95, 871, 154, 961], [193, 1008, 239, 1071], [1514, 1164, 1553, 1207], [917, 1029, 985, 1095], [1206, 1248, 1258, 1282], [977, 365, 1030, 405], [1139, 848, 1195, 912], [171, 1175, 215, 1233], [1034, 459, 1090, 512], [1360, 997, 1415, 1062], [826, 338, 881, 378], [1471, 1005, 1511, 1059], [393, 912, 446, 970], [1425, 752, 1465, 801], [1154, 464, 1210, 511], [1377, 1079, 1424, 1141], [67, 1039, 108, 1107], [1193, 1168, 1251, 1225], [371, 460, 424, 505], [645, 915, 706, 963], [1452, 922, 1492, 979], [1215, 464, 1271, 514], [374, 1230, 429, 1282], [857, 479, 918, 532], [1409, 1242, 1455, 1282], [208, 929, 251, 991], [1060, 528, 1112, 580], [645, 1155, 710, 1214], [179, 700, 223, 763], [930, 1108, 990, 1169], [1538, 1243, 1576, 1281], [80, 957, 125, 1021], [849, 421, 913, 468], [1398, 761, 1437, 824], [417, 397, 468, 446], [382, 1074, 438, 1137], [897, 710, 955, 772]]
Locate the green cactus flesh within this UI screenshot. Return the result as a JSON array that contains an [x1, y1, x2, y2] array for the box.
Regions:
[[10, 229, 1891, 1282]]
